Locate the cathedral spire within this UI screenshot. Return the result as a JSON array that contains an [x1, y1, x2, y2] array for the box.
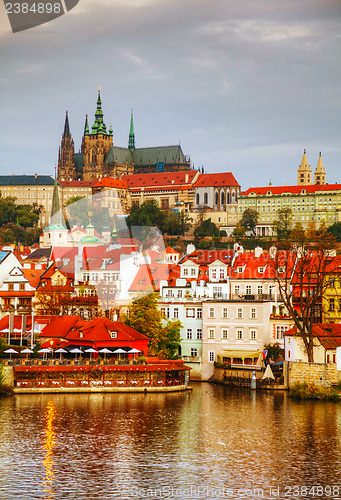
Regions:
[[50, 172, 65, 228], [129, 110, 135, 153], [91, 86, 107, 135], [63, 111, 71, 137], [84, 114, 89, 136]]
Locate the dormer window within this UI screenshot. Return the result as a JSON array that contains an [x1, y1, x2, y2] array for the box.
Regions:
[[80, 332, 84, 339], [111, 331, 118, 339], [237, 266, 244, 273], [258, 267, 264, 273]]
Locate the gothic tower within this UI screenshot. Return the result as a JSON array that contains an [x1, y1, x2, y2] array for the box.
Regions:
[[128, 111, 135, 153], [57, 111, 76, 181], [297, 149, 312, 185], [314, 152, 326, 185], [82, 87, 113, 181]]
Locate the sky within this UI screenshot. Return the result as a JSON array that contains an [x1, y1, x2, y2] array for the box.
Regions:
[[0, 0, 340, 191]]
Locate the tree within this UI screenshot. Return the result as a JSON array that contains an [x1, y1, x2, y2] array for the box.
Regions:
[[273, 207, 293, 239], [194, 218, 219, 237], [328, 222, 341, 242], [0, 195, 17, 226], [232, 222, 246, 239], [268, 228, 338, 362], [196, 204, 209, 225], [122, 293, 181, 359], [240, 209, 259, 236]]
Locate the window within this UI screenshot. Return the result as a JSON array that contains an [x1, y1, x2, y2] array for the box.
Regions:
[[173, 308, 179, 319], [191, 268, 196, 276], [204, 193, 208, 205], [250, 330, 256, 340], [20, 283, 25, 291], [8, 283, 14, 291], [222, 307, 228, 318], [191, 348, 198, 357], [209, 329, 215, 339], [220, 269, 225, 279], [186, 329, 192, 340], [237, 330, 243, 339], [258, 267, 264, 273], [196, 329, 202, 339], [237, 266, 243, 273], [160, 307, 166, 318], [161, 198, 169, 209], [197, 308, 202, 319], [246, 285, 252, 295], [257, 286, 263, 295], [237, 308, 243, 319], [250, 308, 256, 319], [212, 268, 217, 279], [209, 307, 215, 318], [276, 325, 289, 339], [183, 268, 189, 276], [234, 285, 240, 295], [186, 308, 195, 318], [222, 329, 228, 339], [209, 351, 215, 362], [329, 299, 335, 311], [110, 331, 117, 338]]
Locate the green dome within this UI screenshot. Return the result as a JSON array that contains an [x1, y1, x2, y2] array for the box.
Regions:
[[80, 235, 101, 243]]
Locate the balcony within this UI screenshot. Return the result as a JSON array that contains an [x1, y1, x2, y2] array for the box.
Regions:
[[229, 294, 274, 302]]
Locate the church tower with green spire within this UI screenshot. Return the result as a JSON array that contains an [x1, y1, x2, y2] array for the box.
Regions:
[[57, 111, 77, 181], [82, 87, 113, 181], [128, 111, 135, 153]]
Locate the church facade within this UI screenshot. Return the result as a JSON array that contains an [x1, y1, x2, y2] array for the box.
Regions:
[[57, 89, 191, 182]]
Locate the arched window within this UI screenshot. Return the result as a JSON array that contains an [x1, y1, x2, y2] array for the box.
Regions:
[[231, 190, 236, 203], [204, 192, 208, 205], [221, 191, 225, 205], [215, 191, 219, 205], [226, 191, 230, 204], [196, 193, 200, 205]]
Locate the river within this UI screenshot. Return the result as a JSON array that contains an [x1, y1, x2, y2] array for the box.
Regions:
[[0, 383, 341, 500]]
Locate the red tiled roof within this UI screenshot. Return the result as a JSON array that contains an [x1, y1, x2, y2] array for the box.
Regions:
[[92, 177, 128, 189], [241, 183, 341, 196], [23, 268, 45, 288], [59, 180, 95, 187], [194, 172, 240, 188], [129, 263, 170, 293], [122, 171, 199, 190]]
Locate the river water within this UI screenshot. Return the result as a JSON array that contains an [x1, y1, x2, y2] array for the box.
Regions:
[[0, 383, 341, 500]]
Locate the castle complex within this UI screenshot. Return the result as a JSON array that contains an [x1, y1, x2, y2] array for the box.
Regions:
[[57, 88, 191, 182]]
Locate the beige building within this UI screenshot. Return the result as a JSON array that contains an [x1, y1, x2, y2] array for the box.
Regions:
[[0, 175, 56, 227], [238, 152, 340, 236]]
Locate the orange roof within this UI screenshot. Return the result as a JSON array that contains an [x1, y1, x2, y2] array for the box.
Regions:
[[242, 183, 341, 196], [23, 268, 45, 288], [92, 177, 128, 189], [194, 172, 240, 188]]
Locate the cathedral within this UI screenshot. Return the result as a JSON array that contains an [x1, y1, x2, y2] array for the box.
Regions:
[[57, 89, 191, 181]]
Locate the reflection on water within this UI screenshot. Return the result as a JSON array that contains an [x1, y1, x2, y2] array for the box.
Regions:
[[42, 401, 56, 499], [0, 384, 340, 499]]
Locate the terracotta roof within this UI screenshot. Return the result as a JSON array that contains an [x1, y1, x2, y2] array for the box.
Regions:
[[92, 177, 128, 189], [241, 183, 341, 196], [23, 268, 46, 288], [122, 170, 199, 190], [59, 180, 95, 187], [129, 263, 170, 293], [194, 172, 240, 188]]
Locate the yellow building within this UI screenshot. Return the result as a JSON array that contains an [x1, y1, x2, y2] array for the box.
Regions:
[[323, 258, 341, 324]]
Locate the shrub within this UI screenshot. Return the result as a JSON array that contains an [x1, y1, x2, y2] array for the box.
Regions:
[[290, 382, 340, 401]]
